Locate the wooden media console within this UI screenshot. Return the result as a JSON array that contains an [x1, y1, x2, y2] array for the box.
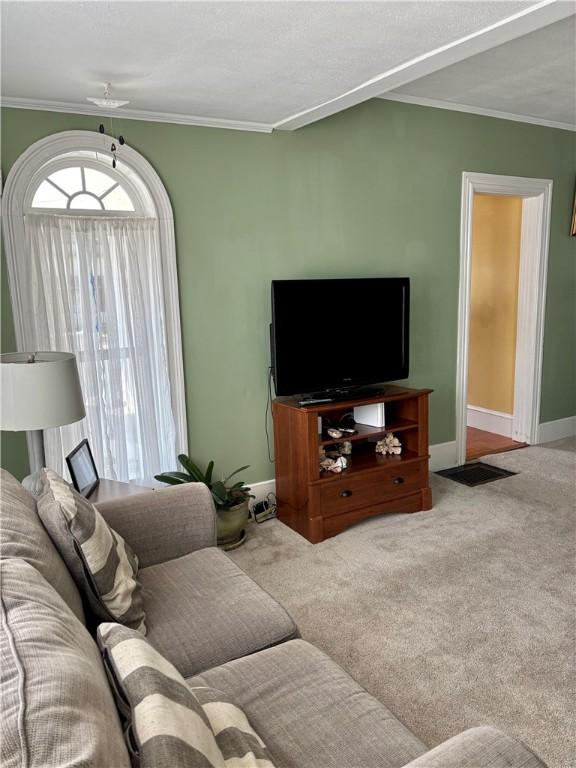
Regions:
[[272, 386, 433, 543]]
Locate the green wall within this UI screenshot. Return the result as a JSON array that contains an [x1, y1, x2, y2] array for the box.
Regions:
[[1, 101, 575, 482]]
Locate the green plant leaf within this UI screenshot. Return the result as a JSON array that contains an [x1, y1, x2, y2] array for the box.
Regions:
[[154, 472, 189, 485], [177, 454, 206, 483], [211, 480, 228, 505], [169, 471, 194, 481], [231, 480, 248, 489], [223, 465, 250, 484], [211, 479, 227, 496], [205, 460, 214, 486]]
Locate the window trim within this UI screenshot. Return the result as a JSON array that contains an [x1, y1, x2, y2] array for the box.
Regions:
[[2, 130, 188, 463]]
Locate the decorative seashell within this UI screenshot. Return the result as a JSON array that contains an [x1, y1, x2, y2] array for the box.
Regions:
[[327, 428, 343, 439], [320, 455, 348, 473], [321, 458, 336, 471], [334, 456, 348, 470], [375, 433, 402, 455]]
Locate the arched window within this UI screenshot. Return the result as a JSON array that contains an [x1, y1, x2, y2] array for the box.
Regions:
[[2, 131, 187, 481], [31, 163, 135, 212]]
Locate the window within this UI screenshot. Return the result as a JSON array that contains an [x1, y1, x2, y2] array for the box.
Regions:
[[3, 132, 188, 482], [31, 164, 135, 211]]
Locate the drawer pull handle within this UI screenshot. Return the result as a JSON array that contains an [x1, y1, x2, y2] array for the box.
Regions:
[[340, 490, 353, 498], [393, 477, 405, 485]]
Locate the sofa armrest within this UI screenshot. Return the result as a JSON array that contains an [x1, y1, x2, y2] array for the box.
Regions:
[[95, 483, 217, 568], [402, 727, 547, 768]]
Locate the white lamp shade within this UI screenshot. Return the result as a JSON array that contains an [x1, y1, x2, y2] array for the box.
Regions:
[[0, 351, 86, 431]]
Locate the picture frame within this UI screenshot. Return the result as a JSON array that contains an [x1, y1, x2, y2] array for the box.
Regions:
[[66, 439, 100, 497]]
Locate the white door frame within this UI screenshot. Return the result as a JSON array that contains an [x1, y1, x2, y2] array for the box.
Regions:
[[456, 172, 553, 466]]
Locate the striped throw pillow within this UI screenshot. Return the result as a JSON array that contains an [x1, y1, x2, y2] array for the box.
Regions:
[[37, 469, 146, 634], [97, 623, 275, 768]]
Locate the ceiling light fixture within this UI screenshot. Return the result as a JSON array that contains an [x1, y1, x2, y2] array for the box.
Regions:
[[88, 83, 129, 168], [87, 82, 129, 109]]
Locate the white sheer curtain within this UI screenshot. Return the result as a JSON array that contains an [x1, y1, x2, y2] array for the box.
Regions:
[[22, 212, 177, 481]]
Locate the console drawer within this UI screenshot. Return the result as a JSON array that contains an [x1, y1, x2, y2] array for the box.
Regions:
[[318, 459, 426, 517]]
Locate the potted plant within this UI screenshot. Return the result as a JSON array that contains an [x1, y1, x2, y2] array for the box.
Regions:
[[155, 455, 253, 550]]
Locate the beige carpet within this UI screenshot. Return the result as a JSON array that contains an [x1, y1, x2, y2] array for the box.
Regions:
[[230, 439, 576, 768]]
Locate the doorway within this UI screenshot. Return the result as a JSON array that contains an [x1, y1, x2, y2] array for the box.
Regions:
[[466, 193, 526, 460], [456, 173, 553, 466]]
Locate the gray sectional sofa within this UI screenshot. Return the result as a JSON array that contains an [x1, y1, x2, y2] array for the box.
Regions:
[[1, 468, 548, 768]]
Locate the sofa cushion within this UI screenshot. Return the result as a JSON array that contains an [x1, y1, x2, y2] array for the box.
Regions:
[[401, 727, 548, 768], [0, 468, 84, 622], [0, 558, 130, 768], [98, 622, 275, 768], [187, 639, 428, 768], [37, 469, 146, 633], [140, 547, 299, 677]]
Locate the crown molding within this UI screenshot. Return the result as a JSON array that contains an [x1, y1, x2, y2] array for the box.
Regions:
[[2, 1, 573, 136], [273, 0, 575, 131], [379, 92, 576, 132], [0, 97, 274, 134]]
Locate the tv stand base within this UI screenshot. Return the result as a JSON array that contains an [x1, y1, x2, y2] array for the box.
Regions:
[[279, 488, 432, 544], [273, 386, 433, 542]]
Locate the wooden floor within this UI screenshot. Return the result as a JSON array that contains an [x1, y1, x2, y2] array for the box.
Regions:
[[466, 427, 527, 461]]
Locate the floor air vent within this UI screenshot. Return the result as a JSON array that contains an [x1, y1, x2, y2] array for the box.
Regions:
[[436, 462, 517, 487]]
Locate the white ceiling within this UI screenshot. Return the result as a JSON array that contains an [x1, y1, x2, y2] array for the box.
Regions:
[[1, 1, 574, 132], [383, 16, 576, 128]]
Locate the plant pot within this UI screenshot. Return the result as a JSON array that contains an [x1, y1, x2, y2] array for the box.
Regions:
[[216, 498, 250, 551]]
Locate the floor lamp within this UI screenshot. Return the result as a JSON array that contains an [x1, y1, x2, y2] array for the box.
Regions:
[[0, 351, 86, 494]]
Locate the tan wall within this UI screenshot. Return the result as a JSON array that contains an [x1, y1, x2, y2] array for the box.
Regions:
[[468, 194, 522, 414]]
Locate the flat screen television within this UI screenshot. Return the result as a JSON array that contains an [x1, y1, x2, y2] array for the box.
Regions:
[[271, 277, 409, 397]]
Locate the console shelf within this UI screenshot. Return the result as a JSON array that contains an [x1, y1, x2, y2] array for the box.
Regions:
[[316, 447, 421, 481], [272, 385, 433, 542], [319, 418, 418, 446]]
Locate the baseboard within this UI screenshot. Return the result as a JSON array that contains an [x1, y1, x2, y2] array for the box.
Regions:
[[466, 405, 513, 438], [429, 441, 458, 472], [538, 416, 576, 444], [250, 440, 458, 499], [249, 479, 277, 508]]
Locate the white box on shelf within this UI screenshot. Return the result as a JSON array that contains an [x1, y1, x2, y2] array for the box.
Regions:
[[353, 403, 386, 428]]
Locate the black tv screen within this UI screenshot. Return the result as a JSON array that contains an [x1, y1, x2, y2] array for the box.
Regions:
[[271, 278, 409, 396]]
